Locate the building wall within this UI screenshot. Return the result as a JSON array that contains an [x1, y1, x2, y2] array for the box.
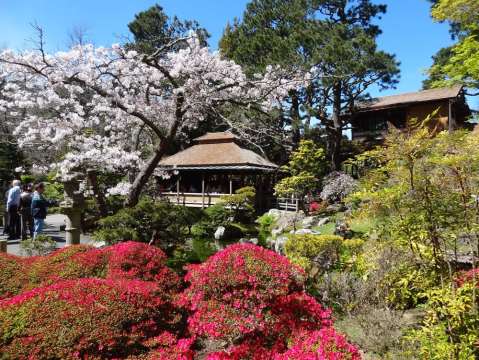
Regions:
[[351, 99, 457, 143], [405, 100, 449, 132]]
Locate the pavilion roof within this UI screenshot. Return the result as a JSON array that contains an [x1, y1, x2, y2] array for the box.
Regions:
[[157, 132, 278, 172], [356, 85, 463, 112]]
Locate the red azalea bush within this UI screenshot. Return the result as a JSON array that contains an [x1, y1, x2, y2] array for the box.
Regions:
[[0, 253, 29, 299], [456, 268, 479, 287], [180, 243, 306, 340], [10, 242, 179, 296], [27, 244, 107, 288], [0, 278, 182, 359], [142, 332, 195, 360], [179, 243, 358, 357], [0, 242, 359, 359], [274, 328, 361, 360], [105, 241, 180, 292]]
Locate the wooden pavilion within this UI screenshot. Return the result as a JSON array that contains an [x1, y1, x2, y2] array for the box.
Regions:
[[155, 132, 278, 209]]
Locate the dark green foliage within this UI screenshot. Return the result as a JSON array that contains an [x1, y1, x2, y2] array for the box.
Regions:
[[220, 0, 399, 166], [126, 4, 209, 55], [93, 198, 198, 253], [257, 213, 276, 245], [191, 187, 258, 242], [0, 141, 24, 186], [422, 46, 454, 89]]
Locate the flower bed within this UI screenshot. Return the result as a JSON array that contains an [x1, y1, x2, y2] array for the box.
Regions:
[[0, 278, 181, 359], [0, 242, 359, 359]]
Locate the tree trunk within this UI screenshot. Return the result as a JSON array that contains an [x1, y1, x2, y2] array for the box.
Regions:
[[126, 92, 184, 207], [125, 141, 169, 207], [330, 82, 343, 171], [290, 90, 301, 148], [86, 169, 108, 218]]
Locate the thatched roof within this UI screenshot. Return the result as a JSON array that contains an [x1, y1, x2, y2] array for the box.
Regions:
[[157, 132, 278, 172], [357, 85, 463, 112]]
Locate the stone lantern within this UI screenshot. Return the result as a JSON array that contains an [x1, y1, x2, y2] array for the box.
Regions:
[[58, 172, 85, 246]]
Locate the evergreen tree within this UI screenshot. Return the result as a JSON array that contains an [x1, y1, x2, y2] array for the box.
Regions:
[[126, 4, 209, 55], [220, 0, 399, 169]]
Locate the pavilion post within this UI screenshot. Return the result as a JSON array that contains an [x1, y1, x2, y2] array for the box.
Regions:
[[229, 176, 233, 195], [201, 174, 205, 209], [176, 178, 180, 205], [448, 99, 456, 132]]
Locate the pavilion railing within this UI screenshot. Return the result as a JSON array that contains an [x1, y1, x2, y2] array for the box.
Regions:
[[160, 192, 227, 208], [275, 197, 300, 212]]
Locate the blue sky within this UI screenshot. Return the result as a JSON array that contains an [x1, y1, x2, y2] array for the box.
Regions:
[[0, 0, 466, 102]]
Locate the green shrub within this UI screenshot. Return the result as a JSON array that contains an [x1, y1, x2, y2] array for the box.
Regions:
[[193, 188, 258, 242], [220, 186, 256, 223], [285, 234, 343, 273], [93, 198, 193, 252], [20, 235, 57, 256], [257, 213, 276, 244], [405, 283, 479, 359], [383, 262, 440, 310]]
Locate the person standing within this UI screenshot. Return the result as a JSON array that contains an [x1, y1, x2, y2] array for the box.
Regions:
[[20, 184, 34, 240], [31, 182, 56, 239], [6, 180, 21, 240], [2, 188, 10, 235]]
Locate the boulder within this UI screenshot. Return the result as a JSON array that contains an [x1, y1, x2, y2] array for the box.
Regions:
[[316, 217, 330, 227], [267, 209, 305, 236], [239, 237, 259, 245], [273, 235, 288, 254], [214, 226, 225, 240], [293, 228, 313, 235]]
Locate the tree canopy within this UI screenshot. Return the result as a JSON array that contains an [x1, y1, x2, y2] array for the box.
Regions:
[[0, 33, 303, 206], [424, 0, 479, 96], [220, 0, 399, 169]]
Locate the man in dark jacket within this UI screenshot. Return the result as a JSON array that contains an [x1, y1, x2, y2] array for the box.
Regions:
[[31, 182, 53, 239], [20, 184, 34, 240]]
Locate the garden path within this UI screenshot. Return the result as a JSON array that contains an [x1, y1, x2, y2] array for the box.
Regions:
[[0, 214, 94, 256]]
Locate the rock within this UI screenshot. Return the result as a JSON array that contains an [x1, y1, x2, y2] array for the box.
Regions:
[[325, 203, 346, 214], [271, 209, 305, 232], [271, 228, 283, 237], [316, 217, 329, 227], [267, 208, 282, 220], [274, 235, 288, 254], [294, 228, 313, 235], [301, 216, 315, 229], [239, 238, 259, 245], [214, 226, 225, 240], [301, 216, 330, 229]]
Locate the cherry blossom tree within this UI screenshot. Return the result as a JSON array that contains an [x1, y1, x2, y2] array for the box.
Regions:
[[0, 32, 305, 206]]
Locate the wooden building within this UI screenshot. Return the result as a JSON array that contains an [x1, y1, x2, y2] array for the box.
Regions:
[[350, 85, 471, 144], [155, 132, 278, 209]]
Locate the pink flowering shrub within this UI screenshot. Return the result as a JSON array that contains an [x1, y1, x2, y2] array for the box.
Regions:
[[180, 243, 359, 357], [27, 244, 107, 288], [143, 332, 195, 360], [0, 242, 359, 359], [7, 242, 180, 296], [456, 268, 479, 287], [0, 253, 29, 299], [104, 241, 180, 291], [275, 328, 361, 360], [0, 278, 182, 359]]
